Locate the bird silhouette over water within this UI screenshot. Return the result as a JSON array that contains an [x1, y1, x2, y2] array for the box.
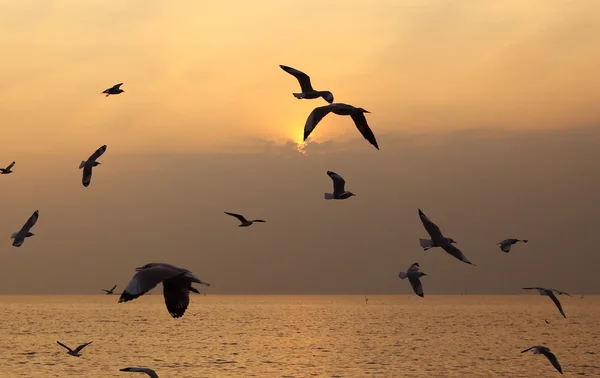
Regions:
[[120, 367, 159, 377], [119, 263, 211, 318], [279, 65, 334, 103], [56, 341, 93, 357], [224, 212, 266, 227], [304, 103, 379, 150], [324, 171, 355, 200], [0, 161, 15, 174], [101, 285, 117, 295], [398, 263, 427, 297], [102, 83, 124, 97], [11, 210, 39, 247], [522, 287, 567, 318], [521, 345, 563, 374], [418, 209, 474, 265], [79, 145, 107, 187]]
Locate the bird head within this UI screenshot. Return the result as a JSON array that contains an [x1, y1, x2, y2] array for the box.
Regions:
[[323, 92, 334, 103], [448, 238, 457, 244], [135, 263, 154, 271]]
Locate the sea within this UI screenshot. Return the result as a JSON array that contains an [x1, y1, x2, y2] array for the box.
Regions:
[[0, 295, 597, 377]]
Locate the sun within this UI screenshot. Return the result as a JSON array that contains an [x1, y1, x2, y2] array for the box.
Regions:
[[295, 139, 308, 155]]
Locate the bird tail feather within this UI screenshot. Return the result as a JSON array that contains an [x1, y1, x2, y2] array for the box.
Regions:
[[420, 238, 434, 249], [399, 272, 408, 279], [324, 193, 335, 200], [79, 161, 86, 169]]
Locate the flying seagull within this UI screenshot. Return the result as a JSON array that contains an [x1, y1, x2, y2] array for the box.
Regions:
[[11, 210, 39, 247], [56, 341, 93, 357], [79, 145, 107, 187], [498, 238, 528, 253], [304, 103, 379, 150], [418, 209, 474, 265], [522, 287, 567, 318], [279, 65, 334, 103], [0, 161, 15, 174], [102, 83, 124, 97], [119, 263, 211, 318], [325, 171, 355, 200], [224, 212, 266, 227], [102, 285, 117, 295], [398, 262, 427, 297], [521, 345, 563, 374], [120, 367, 159, 377]]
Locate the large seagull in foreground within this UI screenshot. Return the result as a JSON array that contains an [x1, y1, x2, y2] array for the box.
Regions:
[[279, 65, 334, 103], [79, 145, 107, 187], [303, 103, 379, 150], [418, 209, 474, 265], [119, 263, 210, 318]]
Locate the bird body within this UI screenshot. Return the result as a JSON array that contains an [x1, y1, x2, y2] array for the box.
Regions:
[[498, 238, 528, 253], [80, 145, 107, 187], [398, 263, 427, 297], [304, 103, 379, 150], [279, 65, 334, 103], [522, 287, 567, 318], [325, 171, 355, 200], [418, 209, 473, 265], [11, 210, 39, 247], [521, 345, 563, 374], [102, 83, 124, 96], [57, 341, 93, 357], [224, 212, 265, 227], [119, 263, 210, 318], [0, 161, 15, 174]]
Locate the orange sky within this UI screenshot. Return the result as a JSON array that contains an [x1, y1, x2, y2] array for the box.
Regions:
[[0, 1, 599, 294]]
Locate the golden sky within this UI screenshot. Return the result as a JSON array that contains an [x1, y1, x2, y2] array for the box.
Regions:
[[0, 1, 599, 294]]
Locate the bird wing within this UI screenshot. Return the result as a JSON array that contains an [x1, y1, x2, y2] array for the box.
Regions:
[[542, 350, 563, 374], [120, 367, 159, 378], [6, 161, 15, 170], [304, 105, 332, 141], [82, 165, 93, 187], [57, 341, 74, 353], [162, 275, 191, 318], [110, 285, 117, 292], [224, 212, 248, 223], [113, 83, 123, 90], [548, 292, 566, 318], [550, 288, 571, 297], [350, 112, 379, 150], [101, 289, 110, 293], [521, 346, 537, 353], [442, 243, 473, 265], [522, 287, 544, 291], [87, 145, 107, 162], [408, 276, 424, 297], [280, 65, 314, 92], [119, 265, 182, 303], [327, 171, 346, 194], [73, 341, 93, 353], [407, 263, 420, 272], [252, 219, 266, 223], [418, 209, 444, 240], [19, 210, 39, 233]]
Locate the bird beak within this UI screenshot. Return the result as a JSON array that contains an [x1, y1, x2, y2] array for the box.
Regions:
[[364, 110, 371, 113]]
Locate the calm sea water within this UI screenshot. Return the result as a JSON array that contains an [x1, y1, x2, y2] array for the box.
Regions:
[[0, 295, 598, 377]]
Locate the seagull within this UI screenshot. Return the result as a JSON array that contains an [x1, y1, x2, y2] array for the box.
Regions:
[[324, 171, 355, 200], [224, 212, 266, 227], [79, 145, 107, 187], [522, 287, 567, 318], [398, 263, 427, 297], [0, 161, 15, 174], [102, 285, 117, 295], [56, 341, 93, 357], [304, 103, 379, 150], [418, 209, 474, 265], [102, 83, 124, 97], [521, 345, 563, 374], [498, 238, 528, 253], [279, 65, 334, 103], [119, 263, 211, 318], [11, 210, 39, 247], [120, 367, 159, 377]]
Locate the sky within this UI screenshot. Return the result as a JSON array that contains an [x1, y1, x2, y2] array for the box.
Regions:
[[0, 0, 599, 294]]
